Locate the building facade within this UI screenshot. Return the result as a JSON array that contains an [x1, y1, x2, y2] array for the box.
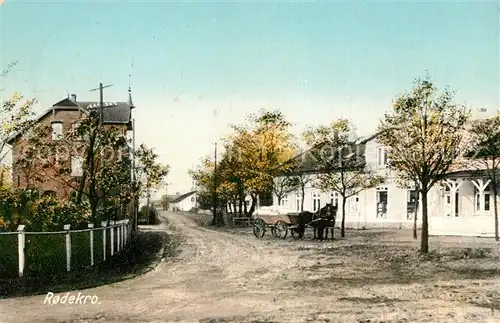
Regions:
[[272, 135, 498, 237], [7, 92, 134, 199], [169, 191, 198, 212]]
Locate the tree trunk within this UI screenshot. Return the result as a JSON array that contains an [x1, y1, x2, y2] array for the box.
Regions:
[[420, 190, 429, 253], [341, 196, 347, 237], [413, 190, 420, 240], [300, 185, 305, 212], [248, 194, 257, 217], [244, 199, 248, 215], [493, 183, 499, 241], [238, 199, 243, 215], [277, 196, 282, 206]]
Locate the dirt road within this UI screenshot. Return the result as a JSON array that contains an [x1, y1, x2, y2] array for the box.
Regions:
[[1, 211, 499, 323]]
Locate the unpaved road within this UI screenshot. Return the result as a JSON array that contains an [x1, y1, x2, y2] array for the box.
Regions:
[[1, 211, 500, 322]]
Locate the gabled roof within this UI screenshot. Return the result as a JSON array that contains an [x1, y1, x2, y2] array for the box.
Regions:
[[6, 96, 134, 145], [273, 130, 389, 177], [170, 191, 197, 203]]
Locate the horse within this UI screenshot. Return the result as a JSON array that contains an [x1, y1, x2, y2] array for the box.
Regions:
[[295, 203, 337, 240], [311, 203, 337, 240]]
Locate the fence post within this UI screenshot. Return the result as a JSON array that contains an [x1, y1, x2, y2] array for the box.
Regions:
[[121, 220, 125, 249], [125, 219, 129, 246], [101, 221, 107, 261], [117, 220, 122, 252], [118, 221, 123, 250], [64, 224, 71, 272], [17, 225, 25, 277], [88, 223, 94, 266], [110, 220, 115, 256]]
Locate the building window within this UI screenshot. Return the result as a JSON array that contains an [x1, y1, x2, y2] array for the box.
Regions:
[[329, 192, 339, 206], [347, 195, 359, 212], [296, 193, 301, 211], [52, 121, 63, 140], [281, 195, 288, 207], [406, 189, 418, 220], [71, 156, 83, 177], [376, 187, 388, 218], [376, 146, 388, 167], [475, 185, 491, 212], [312, 191, 321, 212]]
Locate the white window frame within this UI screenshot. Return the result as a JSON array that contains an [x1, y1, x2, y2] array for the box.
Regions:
[[52, 121, 63, 140], [71, 156, 83, 177], [376, 146, 388, 168], [329, 192, 339, 207], [312, 191, 321, 212], [281, 195, 289, 207], [406, 189, 418, 220], [347, 195, 359, 212], [474, 184, 491, 212], [376, 186, 388, 218]]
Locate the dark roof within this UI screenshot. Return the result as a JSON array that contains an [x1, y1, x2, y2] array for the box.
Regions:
[[77, 101, 132, 123], [273, 130, 389, 177], [170, 191, 197, 203], [6, 96, 134, 145]]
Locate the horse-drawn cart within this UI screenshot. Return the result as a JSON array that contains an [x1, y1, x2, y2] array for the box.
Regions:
[[252, 204, 337, 240], [252, 212, 303, 239]]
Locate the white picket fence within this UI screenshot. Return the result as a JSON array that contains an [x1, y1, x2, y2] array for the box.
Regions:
[[0, 220, 132, 278]]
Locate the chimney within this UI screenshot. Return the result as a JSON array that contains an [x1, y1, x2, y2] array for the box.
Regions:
[[71, 94, 77, 102]]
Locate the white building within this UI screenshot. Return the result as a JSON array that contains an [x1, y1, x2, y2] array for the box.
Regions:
[[169, 191, 198, 212], [272, 133, 498, 237]]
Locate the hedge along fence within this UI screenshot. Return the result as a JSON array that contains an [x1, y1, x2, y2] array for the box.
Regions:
[[0, 220, 131, 279]]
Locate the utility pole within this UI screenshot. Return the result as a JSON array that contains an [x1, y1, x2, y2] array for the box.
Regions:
[[212, 141, 218, 225], [132, 118, 138, 230], [90, 83, 113, 127]]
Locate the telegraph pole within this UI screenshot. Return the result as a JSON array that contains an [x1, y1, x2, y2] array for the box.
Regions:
[[90, 83, 113, 127], [212, 141, 218, 225], [132, 118, 138, 230]]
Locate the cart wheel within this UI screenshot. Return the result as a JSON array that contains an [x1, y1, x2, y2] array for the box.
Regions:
[[274, 220, 288, 239], [291, 228, 301, 240], [253, 218, 266, 238]]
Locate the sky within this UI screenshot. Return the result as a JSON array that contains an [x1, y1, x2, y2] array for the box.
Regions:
[[1, 0, 499, 198]]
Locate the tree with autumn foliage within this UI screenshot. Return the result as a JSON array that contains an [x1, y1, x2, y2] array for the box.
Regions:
[[377, 77, 470, 253], [227, 110, 297, 216], [467, 113, 500, 241], [303, 118, 385, 238], [190, 110, 297, 222]]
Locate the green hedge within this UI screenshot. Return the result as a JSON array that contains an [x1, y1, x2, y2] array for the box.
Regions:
[[0, 234, 18, 278]]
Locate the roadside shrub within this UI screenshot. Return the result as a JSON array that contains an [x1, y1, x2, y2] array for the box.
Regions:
[[29, 196, 91, 231], [139, 205, 160, 225]]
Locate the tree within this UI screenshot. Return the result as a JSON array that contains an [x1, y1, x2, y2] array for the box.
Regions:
[[23, 111, 137, 222], [293, 173, 314, 212], [160, 194, 170, 211], [377, 77, 470, 253], [227, 110, 297, 216], [303, 118, 385, 237], [134, 144, 170, 223], [191, 110, 296, 221], [0, 61, 37, 165], [273, 176, 299, 206], [467, 113, 500, 241]]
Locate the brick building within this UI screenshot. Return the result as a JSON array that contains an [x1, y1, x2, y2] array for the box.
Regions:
[[6, 90, 135, 198]]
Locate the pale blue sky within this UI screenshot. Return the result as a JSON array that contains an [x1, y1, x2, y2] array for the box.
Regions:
[[1, 1, 499, 196]]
